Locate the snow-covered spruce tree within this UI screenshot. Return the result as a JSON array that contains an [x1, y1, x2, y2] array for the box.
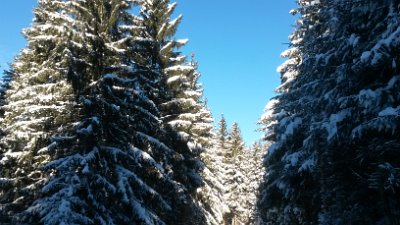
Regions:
[[132, 1, 213, 223], [198, 141, 230, 225], [243, 141, 265, 225], [199, 117, 259, 225], [257, 0, 336, 223], [0, 0, 82, 222], [203, 118, 246, 225], [315, 1, 400, 224], [216, 115, 229, 150], [223, 122, 247, 225], [1, 0, 206, 224], [196, 114, 231, 225], [229, 122, 245, 157], [258, 0, 400, 224], [135, 0, 214, 153]]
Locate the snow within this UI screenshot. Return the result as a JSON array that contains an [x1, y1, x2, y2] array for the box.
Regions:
[[105, 42, 126, 53], [283, 151, 302, 167], [360, 26, 400, 65], [82, 164, 90, 174], [92, 116, 100, 124], [388, 75, 400, 88], [323, 109, 350, 140], [31, 35, 57, 41], [162, 98, 197, 108], [360, 51, 371, 62], [166, 75, 182, 84], [276, 58, 297, 73], [132, 200, 163, 225], [169, 119, 192, 126], [298, 157, 315, 172], [265, 99, 280, 111], [379, 106, 400, 117], [77, 124, 93, 135], [135, 132, 174, 155], [164, 65, 193, 74], [168, 14, 182, 30], [160, 41, 173, 54], [58, 199, 71, 214], [282, 117, 302, 140], [130, 146, 164, 173], [167, 2, 178, 13], [358, 88, 378, 109], [348, 34, 359, 47], [176, 38, 189, 45]]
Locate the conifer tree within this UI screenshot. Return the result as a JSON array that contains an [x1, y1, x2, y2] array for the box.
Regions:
[[243, 141, 265, 225], [258, 0, 400, 224], [200, 117, 260, 225], [132, 1, 213, 223], [229, 122, 245, 157], [198, 142, 230, 225], [0, 0, 82, 221], [216, 115, 228, 150], [223, 122, 246, 225], [134, 0, 210, 186], [0, 0, 207, 224]]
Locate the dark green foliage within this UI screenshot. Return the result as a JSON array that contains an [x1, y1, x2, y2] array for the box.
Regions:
[[258, 0, 400, 225]]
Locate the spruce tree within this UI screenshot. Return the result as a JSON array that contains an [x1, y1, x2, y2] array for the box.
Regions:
[[243, 141, 265, 225], [198, 143, 230, 225], [0, 0, 82, 222], [229, 122, 245, 157], [258, 0, 400, 224], [200, 117, 260, 225], [0, 0, 207, 224], [216, 115, 228, 150], [133, 1, 213, 223], [223, 122, 246, 225]]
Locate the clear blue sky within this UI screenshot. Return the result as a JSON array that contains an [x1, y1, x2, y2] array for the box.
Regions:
[[0, 0, 297, 145]]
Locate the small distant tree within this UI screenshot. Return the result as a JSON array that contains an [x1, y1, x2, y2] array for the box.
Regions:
[[216, 115, 228, 150], [229, 122, 245, 157]]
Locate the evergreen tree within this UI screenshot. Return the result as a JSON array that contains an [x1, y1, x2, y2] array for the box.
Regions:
[[197, 115, 231, 225], [133, 1, 213, 223], [198, 142, 231, 225], [199, 117, 261, 225], [216, 115, 228, 150], [0, 0, 82, 221], [258, 0, 400, 224], [229, 122, 245, 157], [0, 0, 207, 224], [243, 141, 265, 225], [222, 122, 246, 225]]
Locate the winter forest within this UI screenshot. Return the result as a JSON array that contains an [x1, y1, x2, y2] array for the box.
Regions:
[[0, 0, 399, 225]]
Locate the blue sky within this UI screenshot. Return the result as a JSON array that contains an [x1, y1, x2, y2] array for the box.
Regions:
[[0, 0, 297, 145]]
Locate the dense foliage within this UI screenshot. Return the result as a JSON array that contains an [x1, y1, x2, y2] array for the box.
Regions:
[[0, 0, 210, 224], [258, 0, 400, 224]]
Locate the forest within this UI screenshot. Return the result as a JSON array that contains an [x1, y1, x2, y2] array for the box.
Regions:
[[0, 0, 399, 225]]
